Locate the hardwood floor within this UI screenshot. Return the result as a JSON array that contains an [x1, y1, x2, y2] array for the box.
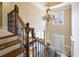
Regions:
[[29, 44, 60, 57]]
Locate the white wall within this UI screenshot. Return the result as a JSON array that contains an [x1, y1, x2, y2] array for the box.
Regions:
[[45, 4, 71, 56], [72, 2, 79, 57], [46, 5, 71, 44]]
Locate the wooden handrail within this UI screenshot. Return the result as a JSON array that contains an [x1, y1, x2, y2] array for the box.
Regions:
[[8, 5, 30, 57], [31, 28, 46, 47], [16, 14, 26, 28], [15, 5, 30, 57], [7, 4, 69, 57], [14, 5, 26, 28], [7, 10, 15, 16], [31, 28, 69, 57]]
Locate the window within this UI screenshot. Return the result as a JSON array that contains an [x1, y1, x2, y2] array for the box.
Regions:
[[52, 11, 64, 25]]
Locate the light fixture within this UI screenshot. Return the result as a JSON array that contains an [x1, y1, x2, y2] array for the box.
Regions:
[[42, 8, 54, 22]]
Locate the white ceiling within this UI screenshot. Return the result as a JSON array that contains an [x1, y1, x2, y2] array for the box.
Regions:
[[30, 2, 71, 11]]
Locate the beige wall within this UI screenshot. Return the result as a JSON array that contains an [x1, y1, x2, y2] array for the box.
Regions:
[[45, 5, 71, 55], [0, 3, 2, 28], [3, 2, 45, 33], [2, 2, 13, 29]]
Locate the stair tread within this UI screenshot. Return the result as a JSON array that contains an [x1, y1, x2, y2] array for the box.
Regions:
[[0, 37, 35, 50], [1, 47, 34, 57], [0, 37, 37, 57], [0, 40, 19, 50], [2, 48, 22, 57], [0, 34, 16, 39]]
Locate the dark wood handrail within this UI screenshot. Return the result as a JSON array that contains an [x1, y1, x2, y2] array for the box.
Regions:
[[16, 14, 26, 28], [7, 4, 68, 57], [31, 28, 69, 57], [15, 5, 30, 57], [7, 10, 15, 16], [32, 36, 68, 57], [7, 5, 30, 57], [14, 5, 26, 29], [7, 4, 67, 57], [31, 28, 46, 47], [7, 5, 26, 35], [34, 37, 45, 46]]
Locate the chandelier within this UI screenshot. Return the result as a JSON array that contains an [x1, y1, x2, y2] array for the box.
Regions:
[[42, 8, 54, 22]]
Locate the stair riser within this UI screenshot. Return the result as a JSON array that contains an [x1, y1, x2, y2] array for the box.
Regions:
[[0, 36, 17, 44], [0, 43, 20, 56], [16, 53, 23, 57]]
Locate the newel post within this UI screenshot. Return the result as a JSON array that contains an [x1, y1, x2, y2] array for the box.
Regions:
[[14, 5, 19, 35], [15, 5, 19, 14], [25, 23, 30, 57], [31, 28, 35, 39]]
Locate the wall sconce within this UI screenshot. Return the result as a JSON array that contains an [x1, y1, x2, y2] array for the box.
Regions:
[[42, 8, 55, 22]]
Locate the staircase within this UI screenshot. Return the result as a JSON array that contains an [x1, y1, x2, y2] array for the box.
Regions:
[[0, 5, 68, 57], [0, 30, 22, 57]]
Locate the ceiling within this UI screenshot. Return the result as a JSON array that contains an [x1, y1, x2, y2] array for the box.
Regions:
[[44, 2, 63, 7]]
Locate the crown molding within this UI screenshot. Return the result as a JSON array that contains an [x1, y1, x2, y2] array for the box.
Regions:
[[30, 2, 71, 12], [30, 2, 47, 11], [49, 2, 71, 10]]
